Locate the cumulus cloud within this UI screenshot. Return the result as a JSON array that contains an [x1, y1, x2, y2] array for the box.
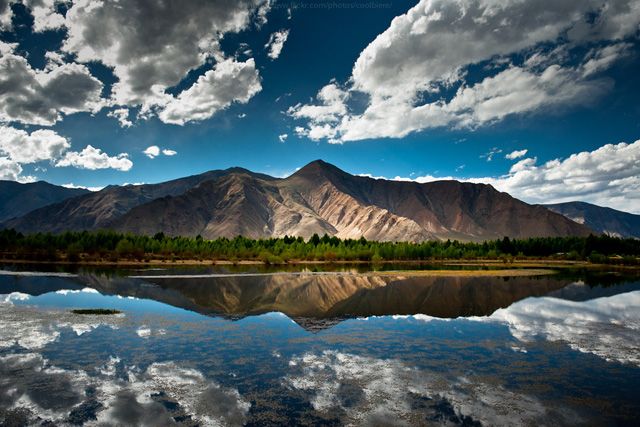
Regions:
[[472, 140, 640, 213], [0, 126, 132, 178], [61, 0, 268, 123], [0, 157, 26, 181], [55, 145, 133, 171], [62, 183, 103, 192], [107, 108, 133, 128], [0, 46, 103, 126], [290, 0, 640, 142], [288, 83, 348, 143], [505, 149, 528, 160], [143, 145, 177, 159], [0, 126, 69, 164], [0, 1, 65, 32], [142, 145, 160, 159], [158, 58, 262, 125], [0, 0, 12, 30], [265, 29, 289, 59], [371, 139, 640, 214]]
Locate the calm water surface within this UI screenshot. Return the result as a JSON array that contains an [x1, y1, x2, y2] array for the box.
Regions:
[[0, 264, 639, 426]]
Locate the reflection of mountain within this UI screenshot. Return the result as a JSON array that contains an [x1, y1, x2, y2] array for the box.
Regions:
[[78, 273, 571, 328], [325, 276, 570, 318], [5, 271, 638, 331]]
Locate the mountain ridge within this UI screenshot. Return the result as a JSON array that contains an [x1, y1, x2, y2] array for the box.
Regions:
[[543, 201, 640, 239], [0, 180, 89, 223], [3, 160, 594, 241]]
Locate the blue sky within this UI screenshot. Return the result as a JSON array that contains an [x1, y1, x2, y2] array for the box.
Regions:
[[1, 0, 639, 212]]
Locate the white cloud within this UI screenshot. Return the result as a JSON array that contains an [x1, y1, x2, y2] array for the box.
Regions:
[[472, 140, 640, 213], [55, 145, 133, 171], [0, 126, 133, 179], [290, 0, 640, 142], [480, 147, 502, 162], [0, 126, 70, 164], [158, 58, 262, 125], [0, 157, 28, 182], [0, 48, 104, 126], [28, 0, 66, 32], [506, 149, 528, 160], [143, 145, 160, 159], [0, 0, 11, 30], [278, 133, 288, 142], [1, 1, 272, 126], [107, 108, 133, 128], [581, 42, 633, 77], [0, 1, 65, 32], [62, 183, 104, 192], [265, 29, 289, 59], [62, 0, 268, 122], [144, 145, 177, 158], [371, 139, 640, 214]]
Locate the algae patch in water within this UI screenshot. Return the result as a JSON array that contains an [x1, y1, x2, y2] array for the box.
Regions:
[[71, 308, 122, 315]]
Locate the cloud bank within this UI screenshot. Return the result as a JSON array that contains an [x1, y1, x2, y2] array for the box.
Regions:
[[290, 0, 640, 142]]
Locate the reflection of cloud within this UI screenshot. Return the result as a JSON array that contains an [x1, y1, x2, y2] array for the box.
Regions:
[[136, 326, 151, 338], [483, 291, 640, 366], [285, 350, 554, 426], [55, 288, 99, 295], [0, 353, 250, 427], [0, 295, 123, 350]]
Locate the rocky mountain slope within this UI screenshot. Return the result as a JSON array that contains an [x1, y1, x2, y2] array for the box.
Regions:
[[4, 160, 592, 241], [0, 181, 89, 223], [544, 201, 640, 239]]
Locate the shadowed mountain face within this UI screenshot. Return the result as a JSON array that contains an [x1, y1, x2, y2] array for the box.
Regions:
[[3, 168, 275, 233], [544, 201, 640, 239], [0, 181, 89, 223], [4, 160, 591, 241]]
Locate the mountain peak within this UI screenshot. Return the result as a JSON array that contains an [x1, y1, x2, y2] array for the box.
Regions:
[[293, 160, 348, 179]]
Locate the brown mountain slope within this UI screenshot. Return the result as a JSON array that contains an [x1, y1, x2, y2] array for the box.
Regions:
[[3, 167, 274, 233], [112, 160, 590, 241], [4, 160, 592, 241]]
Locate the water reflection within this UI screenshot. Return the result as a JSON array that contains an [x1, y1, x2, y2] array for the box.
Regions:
[[1, 267, 639, 426], [0, 270, 583, 324]]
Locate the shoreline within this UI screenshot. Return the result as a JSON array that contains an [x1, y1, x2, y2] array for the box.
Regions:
[[1, 257, 638, 271]]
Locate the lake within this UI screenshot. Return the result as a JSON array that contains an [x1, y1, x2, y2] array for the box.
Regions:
[[1, 264, 639, 426]]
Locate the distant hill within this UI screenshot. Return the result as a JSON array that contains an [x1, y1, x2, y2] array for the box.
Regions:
[[544, 201, 640, 239], [0, 181, 89, 223], [2, 168, 274, 233], [3, 160, 592, 241]]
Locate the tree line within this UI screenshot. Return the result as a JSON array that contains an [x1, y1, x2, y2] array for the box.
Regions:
[[0, 228, 639, 264]]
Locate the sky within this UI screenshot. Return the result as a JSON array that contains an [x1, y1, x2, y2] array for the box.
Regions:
[[0, 0, 639, 212]]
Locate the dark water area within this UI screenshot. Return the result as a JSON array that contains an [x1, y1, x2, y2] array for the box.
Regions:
[[1, 264, 639, 426]]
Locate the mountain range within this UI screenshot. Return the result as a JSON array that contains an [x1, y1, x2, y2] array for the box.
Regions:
[[1, 160, 635, 241], [543, 201, 640, 239], [0, 181, 89, 223]]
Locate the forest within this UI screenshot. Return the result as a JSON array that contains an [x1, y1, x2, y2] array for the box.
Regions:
[[0, 229, 639, 265]]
